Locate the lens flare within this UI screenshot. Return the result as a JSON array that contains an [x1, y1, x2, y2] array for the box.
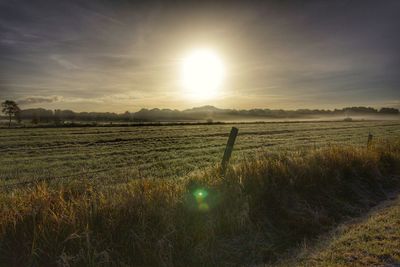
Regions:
[[193, 188, 209, 211], [193, 188, 208, 200]]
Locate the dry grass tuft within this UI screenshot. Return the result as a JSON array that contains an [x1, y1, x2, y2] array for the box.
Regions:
[[0, 142, 399, 266]]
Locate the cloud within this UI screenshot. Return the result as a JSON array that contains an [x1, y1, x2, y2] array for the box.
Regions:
[[17, 96, 60, 105], [50, 55, 80, 70]]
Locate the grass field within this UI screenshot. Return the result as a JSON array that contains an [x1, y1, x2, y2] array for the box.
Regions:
[[0, 120, 400, 266], [1, 120, 400, 188], [276, 194, 400, 266]]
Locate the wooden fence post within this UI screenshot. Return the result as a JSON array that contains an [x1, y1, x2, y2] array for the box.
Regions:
[[367, 132, 373, 148], [221, 127, 239, 176]]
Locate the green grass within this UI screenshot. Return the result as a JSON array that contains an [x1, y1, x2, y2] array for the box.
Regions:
[[276, 194, 400, 266], [0, 140, 399, 266]]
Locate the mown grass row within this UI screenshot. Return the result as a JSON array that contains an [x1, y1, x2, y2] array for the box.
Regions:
[[0, 142, 399, 266], [2, 121, 399, 184]]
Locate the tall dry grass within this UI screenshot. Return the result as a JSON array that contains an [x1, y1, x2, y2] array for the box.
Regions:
[[0, 142, 399, 266]]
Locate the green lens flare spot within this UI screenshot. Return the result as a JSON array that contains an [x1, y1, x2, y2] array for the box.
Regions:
[[193, 188, 208, 201]]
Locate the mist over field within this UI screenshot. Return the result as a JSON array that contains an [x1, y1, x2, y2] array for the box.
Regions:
[[0, 105, 398, 127]]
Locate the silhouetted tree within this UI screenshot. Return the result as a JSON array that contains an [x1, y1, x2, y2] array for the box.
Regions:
[[379, 107, 399, 114], [1, 100, 20, 127], [15, 112, 22, 123], [122, 111, 133, 122], [54, 109, 62, 125], [32, 114, 39, 125]]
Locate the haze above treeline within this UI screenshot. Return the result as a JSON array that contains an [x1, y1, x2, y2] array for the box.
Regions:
[[5, 105, 399, 124]]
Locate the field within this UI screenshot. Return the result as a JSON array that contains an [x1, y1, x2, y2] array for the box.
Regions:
[[1, 120, 400, 189], [277, 194, 400, 266], [1, 120, 400, 266]]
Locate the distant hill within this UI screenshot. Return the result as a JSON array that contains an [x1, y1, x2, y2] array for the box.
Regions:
[[184, 105, 225, 113]]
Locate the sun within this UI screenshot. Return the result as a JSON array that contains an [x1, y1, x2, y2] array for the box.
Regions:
[[181, 49, 225, 100]]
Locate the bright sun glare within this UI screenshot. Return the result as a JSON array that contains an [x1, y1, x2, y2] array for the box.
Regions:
[[181, 49, 225, 100]]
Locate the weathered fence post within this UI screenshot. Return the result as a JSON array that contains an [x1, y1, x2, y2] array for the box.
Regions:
[[367, 132, 373, 148], [221, 127, 239, 176]]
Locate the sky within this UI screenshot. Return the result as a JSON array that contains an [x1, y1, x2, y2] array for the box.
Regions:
[[0, 0, 399, 112]]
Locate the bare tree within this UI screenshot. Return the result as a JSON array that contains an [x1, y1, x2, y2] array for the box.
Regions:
[[1, 100, 21, 127]]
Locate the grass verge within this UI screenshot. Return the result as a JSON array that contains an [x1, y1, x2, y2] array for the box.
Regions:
[[0, 142, 399, 266], [275, 193, 400, 266]]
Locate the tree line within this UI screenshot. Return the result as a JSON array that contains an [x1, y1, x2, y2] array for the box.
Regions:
[[1, 100, 399, 127]]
